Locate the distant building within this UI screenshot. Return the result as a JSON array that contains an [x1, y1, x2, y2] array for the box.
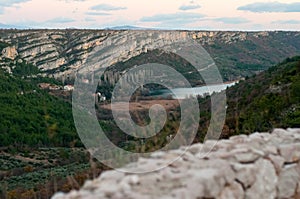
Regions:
[[96, 92, 106, 102], [38, 83, 51, 89], [49, 85, 61, 90], [63, 85, 74, 91], [39, 83, 64, 91]]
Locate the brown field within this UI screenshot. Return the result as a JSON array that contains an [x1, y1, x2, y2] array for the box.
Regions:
[[100, 99, 180, 112]]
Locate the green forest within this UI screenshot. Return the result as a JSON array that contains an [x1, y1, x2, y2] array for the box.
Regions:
[[197, 56, 300, 140], [0, 66, 78, 148], [0, 53, 299, 148]]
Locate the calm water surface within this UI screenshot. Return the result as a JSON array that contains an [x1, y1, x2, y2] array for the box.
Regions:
[[150, 82, 237, 99]]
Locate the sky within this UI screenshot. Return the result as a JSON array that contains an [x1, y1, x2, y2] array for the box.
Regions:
[[0, 0, 300, 30]]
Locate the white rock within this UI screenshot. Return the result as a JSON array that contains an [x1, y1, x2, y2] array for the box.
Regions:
[[229, 134, 248, 143], [245, 159, 277, 199], [268, 154, 285, 173], [120, 175, 140, 187], [51, 192, 65, 199], [234, 151, 260, 163], [278, 143, 300, 163], [287, 128, 300, 134], [98, 170, 125, 181], [277, 163, 300, 198], [51, 129, 300, 199], [231, 163, 256, 188], [186, 168, 226, 198], [218, 181, 244, 199], [186, 143, 203, 154]]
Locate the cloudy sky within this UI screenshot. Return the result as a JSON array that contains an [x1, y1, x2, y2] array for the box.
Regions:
[[0, 0, 300, 30]]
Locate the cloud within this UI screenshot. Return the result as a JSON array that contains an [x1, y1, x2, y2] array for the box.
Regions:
[[90, 4, 127, 11], [61, 0, 87, 2], [238, 2, 300, 13], [140, 12, 205, 23], [179, 4, 201, 11], [179, 1, 201, 11], [272, 20, 300, 24], [0, 0, 31, 7], [0, 0, 31, 14], [85, 12, 111, 16], [46, 17, 76, 24], [213, 17, 250, 24], [85, 18, 96, 22], [140, 12, 206, 29]]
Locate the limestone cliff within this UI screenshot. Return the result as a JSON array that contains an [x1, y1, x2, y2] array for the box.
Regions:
[[0, 30, 299, 81], [1, 46, 18, 60]]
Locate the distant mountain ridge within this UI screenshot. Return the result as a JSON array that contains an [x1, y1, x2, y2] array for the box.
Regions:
[[105, 25, 147, 30], [0, 23, 28, 29]]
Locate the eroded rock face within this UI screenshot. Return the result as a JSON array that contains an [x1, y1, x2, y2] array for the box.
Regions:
[[1, 30, 300, 80], [52, 128, 300, 199], [1, 46, 18, 60], [0, 30, 112, 78]]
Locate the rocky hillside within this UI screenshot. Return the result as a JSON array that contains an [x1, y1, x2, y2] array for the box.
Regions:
[[221, 56, 300, 136], [52, 128, 300, 199], [0, 42, 78, 147], [1, 30, 300, 81], [192, 56, 300, 143]]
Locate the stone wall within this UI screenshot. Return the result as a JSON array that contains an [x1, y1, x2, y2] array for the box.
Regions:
[[52, 128, 300, 199]]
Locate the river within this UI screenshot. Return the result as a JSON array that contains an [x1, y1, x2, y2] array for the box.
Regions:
[[150, 81, 237, 99]]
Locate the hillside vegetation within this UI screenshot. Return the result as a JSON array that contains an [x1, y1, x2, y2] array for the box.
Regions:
[[229, 56, 300, 132], [196, 56, 300, 141], [0, 61, 78, 148], [0, 51, 104, 199]]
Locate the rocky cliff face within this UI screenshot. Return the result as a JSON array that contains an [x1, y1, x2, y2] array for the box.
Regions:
[[1, 46, 18, 60], [52, 129, 300, 199], [1, 30, 300, 81], [0, 30, 116, 78]]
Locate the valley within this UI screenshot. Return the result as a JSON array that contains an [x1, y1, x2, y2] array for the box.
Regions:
[[0, 30, 299, 199]]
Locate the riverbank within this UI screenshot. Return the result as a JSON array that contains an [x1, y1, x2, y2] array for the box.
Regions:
[[150, 80, 238, 99]]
